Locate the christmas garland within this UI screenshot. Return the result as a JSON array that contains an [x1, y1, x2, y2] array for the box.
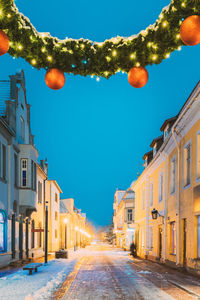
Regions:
[[0, 0, 199, 78]]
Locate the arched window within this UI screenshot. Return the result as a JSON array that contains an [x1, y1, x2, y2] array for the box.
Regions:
[[0, 210, 6, 252]]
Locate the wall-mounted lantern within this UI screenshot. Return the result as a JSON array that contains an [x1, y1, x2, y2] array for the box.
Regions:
[[151, 208, 164, 220]]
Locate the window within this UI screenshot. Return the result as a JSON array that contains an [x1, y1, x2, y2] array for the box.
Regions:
[[20, 116, 25, 141], [149, 226, 153, 250], [153, 145, 157, 157], [170, 222, 176, 254], [170, 157, 176, 194], [38, 181, 42, 203], [127, 209, 133, 222], [184, 142, 191, 187], [159, 173, 163, 202], [21, 159, 28, 187], [55, 211, 58, 221], [142, 189, 145, 210], [55, 229, 58, 239], [0, 210, 6, 252], [197, 133, 200, 180], [55, 193, 58, 203], [197, 216, 200, 258], [2, 144, 6, 180], [31, 160, 36, 190], [150, 182, 153, 207], [14, 154, 18, 186], [164, 125, 169, 140]]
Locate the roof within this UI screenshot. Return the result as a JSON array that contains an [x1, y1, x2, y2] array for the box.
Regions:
[[160, 116, 178, 132], [142, 150, 153, 160], [48, 180, 63, 193], [150, 135, 163, 148]]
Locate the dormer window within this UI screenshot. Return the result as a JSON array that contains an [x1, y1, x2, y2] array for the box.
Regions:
[[145, 158, 148, 168], [153, 145, 157, 157], [164, 125, 169, 140]]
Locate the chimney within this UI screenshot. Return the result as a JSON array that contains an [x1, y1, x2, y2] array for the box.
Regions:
[[40, 158, 48, 175]]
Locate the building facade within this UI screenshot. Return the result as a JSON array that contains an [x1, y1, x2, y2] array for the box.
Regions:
[[132, 81, 200, 272], [113, 189, 135, 250], [0, 71, 89, 268]]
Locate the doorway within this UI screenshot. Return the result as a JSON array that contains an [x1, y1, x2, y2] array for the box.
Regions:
[[183, 219, 187, 266]]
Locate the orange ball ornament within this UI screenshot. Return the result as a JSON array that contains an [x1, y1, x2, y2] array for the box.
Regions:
[[0, 30, 9, 56], [128, 67, 149, 88], [180, 15, 200, 46], [45, 68, 65, 90]]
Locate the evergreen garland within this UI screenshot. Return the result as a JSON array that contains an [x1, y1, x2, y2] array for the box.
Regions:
[[0, 0, 199, 78]]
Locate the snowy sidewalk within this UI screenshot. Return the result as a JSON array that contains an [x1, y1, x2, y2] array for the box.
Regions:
[[0, 249, 85, 300]]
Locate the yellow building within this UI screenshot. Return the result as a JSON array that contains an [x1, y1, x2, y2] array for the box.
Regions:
[[132, 80, 200, 272], [59, 198, 90, 250]]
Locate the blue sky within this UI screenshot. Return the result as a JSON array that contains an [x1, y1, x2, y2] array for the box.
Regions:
[[0, 0, 199, 227]]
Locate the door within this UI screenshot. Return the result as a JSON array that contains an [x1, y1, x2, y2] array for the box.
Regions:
[[159, 228, 162, 259], [25, 219, 29, 258], [183, 219, 187, 266]]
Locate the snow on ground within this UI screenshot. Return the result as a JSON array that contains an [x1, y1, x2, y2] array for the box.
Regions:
[[0, 250, 85, 300]]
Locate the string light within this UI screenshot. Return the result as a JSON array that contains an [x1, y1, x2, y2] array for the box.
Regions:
[[112, 50, 117, 57], [41, 47, 46, 53], [165, 53, 170, 58], [135, 62, 140, 67], [47, 56, 52, 62], [130, 53, 136, 60], [96, 77, 100, 82], [106, 56, 111, 62], [176, 34, 180, 40], [0, 10, 3, 16], [7, 13, 11, 18], [162, 21, 168, 28], [18, 45, 23, 50], [152, 54, 158, 61], [104, 71, 109, 76], [177, 46, 182, 51], [31, 59, 36, 65], [81, 44, 85, 49]]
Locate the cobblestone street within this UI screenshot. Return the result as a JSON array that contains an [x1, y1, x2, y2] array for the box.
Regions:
[[54, 244, 200, 300]]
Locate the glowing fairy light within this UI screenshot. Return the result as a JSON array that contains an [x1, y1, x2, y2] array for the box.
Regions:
[[31, 59, 36, 65], [47, 56, 52, 62], [130, 53, 136, 60], [112, 50, 117, 57]]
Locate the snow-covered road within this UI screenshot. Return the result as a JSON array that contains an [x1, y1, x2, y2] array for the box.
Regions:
[[58, 247, 174, 300], [1, 244, 200, 300]]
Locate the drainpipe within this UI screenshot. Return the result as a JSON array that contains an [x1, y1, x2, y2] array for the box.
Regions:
[[172, 127, 180, 265]]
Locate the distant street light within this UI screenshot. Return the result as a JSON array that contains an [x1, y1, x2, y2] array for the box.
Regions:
[[64, 218, 68, 224]]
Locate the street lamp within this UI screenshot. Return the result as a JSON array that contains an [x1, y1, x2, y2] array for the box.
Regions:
[[151, 208, 164, 220], [64, 218, 68, 224]]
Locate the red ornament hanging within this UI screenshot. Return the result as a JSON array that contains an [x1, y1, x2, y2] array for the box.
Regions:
[[128, 67, 149, 88], [0, 30, 9, 56], [180, 15, 200, 46], [45, 68, 65, 90]]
